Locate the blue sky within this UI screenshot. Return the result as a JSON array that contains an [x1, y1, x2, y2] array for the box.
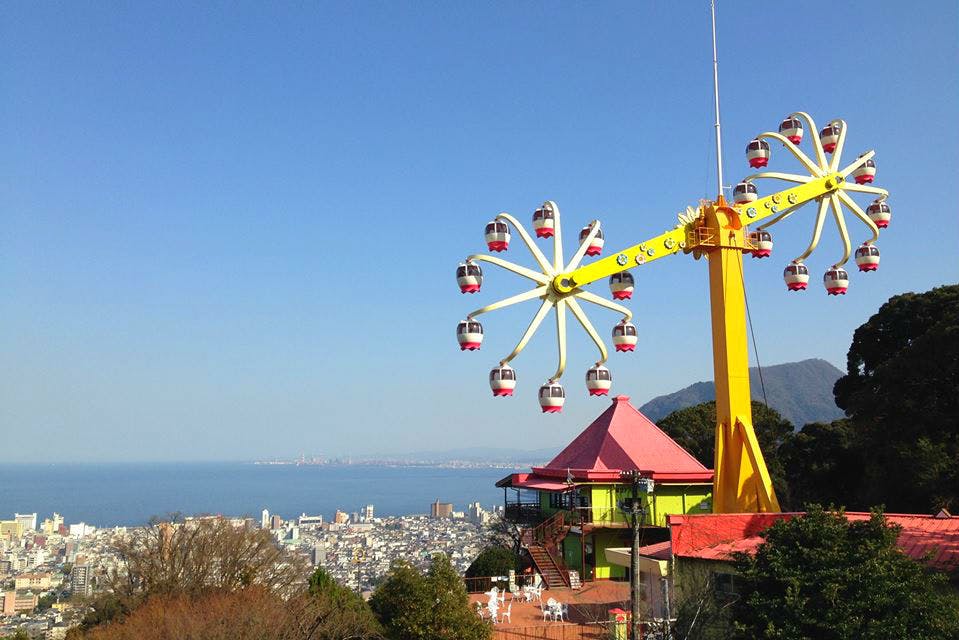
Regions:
[[1, 1, 956, 462]]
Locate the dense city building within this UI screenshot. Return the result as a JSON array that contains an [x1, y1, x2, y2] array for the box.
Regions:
[[0, 500, 496, 635], [430, 500, 453, 519]]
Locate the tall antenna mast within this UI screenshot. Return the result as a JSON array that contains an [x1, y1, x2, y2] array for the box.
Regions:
[[710, 0, 724, 197]]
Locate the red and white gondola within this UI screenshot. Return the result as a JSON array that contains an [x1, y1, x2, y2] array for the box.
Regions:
[[456, 319, 484, 350], [538, 381, 566, 413], [747, 230, 773, 258], [484, 220, 511, 252], [532, 205, 555, 239], [746, 138, 770, 168], [851, 158, 876, 184], [585, 365, 612, 396], [778, 117, 804, 144], [866, 200, 892, 228], [854, 244, 880, 272], [579, 226, 605, 257], [733, 181, 758, 205], [609, 272, 634, 300], [823, 267, 849, 295], [820, 123, 842, 153], [783, 262, 810, 291], [612, 320, 638, 352], [455, 261, 483, 293], [489, 364, 517, 396]]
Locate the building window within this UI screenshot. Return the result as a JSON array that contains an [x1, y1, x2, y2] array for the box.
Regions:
[[712, 572, 737, 596], [549, 492, 566, 509]]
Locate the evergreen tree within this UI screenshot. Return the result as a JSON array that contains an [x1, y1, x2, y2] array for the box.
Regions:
[[731, 506, 959, 640], [779, 419, 863, 509], [465, 546, 519, 579], [369, 561, 431, 640], [306, 567, 382, 640], [371, 556, 490, 640], [426, 554, 490, 640], [834, 284, 959, 512]]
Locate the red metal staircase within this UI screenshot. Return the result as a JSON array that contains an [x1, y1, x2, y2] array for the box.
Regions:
[[521, 512, 572, 589]]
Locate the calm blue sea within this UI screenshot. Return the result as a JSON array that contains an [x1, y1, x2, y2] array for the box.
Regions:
[[0, 463, 520, 527]]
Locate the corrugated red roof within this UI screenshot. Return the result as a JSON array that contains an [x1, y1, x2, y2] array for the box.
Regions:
[[536, 395, 713, 482], [668, 512, 959, 571], [636, 540, 672, 561]]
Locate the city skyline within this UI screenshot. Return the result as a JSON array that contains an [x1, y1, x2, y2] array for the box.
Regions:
[[2, 1, 957, 462]]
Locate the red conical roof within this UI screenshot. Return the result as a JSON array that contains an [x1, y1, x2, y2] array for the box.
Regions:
[[531, 395, 713, 483]]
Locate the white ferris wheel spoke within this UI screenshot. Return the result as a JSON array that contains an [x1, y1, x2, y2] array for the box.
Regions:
[[573, 289, 633, 322], [840, 182, 888, 198], [789, 111, 828, 169], [828, 193, 852, 268], [548, 200, 564, 272], [837, 191, 880, 244], [467, 254, 551, 285], [744, 171, 812, 184], [567, 297, 608, 365], [792, 197, 830, 263], [565, 220, 601, 272], [827, 119, 848, 172], [495, 212, 554, 275], [501, 298, 554, 365], [757, 131, 824, 177], [551, 299, 567, 381], [838, 150, 876, 179], [468, 286, 548, 319]]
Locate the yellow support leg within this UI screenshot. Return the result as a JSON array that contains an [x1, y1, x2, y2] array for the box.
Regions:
[[703, 198, 780, 513]]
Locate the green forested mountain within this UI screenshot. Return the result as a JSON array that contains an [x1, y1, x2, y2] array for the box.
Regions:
[[639, 358, 844, 428]]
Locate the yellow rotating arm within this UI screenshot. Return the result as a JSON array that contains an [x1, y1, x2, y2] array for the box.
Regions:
[[555, 172, 849, 292]]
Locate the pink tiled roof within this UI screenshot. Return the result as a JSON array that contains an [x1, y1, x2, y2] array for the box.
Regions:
[[534, 395, 713, 483]]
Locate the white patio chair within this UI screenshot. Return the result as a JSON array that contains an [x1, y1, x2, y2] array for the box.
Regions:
[[487, 602, 498, 623], [475, 601, 486, 619], [559, 603, 569, 622], [497, 601, 512, 624]]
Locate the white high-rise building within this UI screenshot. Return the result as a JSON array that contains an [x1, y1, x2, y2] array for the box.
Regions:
[[14, 513, 37, 532], [363, 505, 374, 522], [261, 509, 270, 530], [71, 564, 93, 597]]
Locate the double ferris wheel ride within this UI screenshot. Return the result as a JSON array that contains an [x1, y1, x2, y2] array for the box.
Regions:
[[454, 111, 890, 417], [450, 1, 893, 514]]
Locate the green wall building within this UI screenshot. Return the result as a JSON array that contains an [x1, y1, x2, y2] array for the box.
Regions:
[[497, 395, 713, 586]]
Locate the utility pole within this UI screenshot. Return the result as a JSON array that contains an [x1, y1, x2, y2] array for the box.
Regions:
[[619, 470, 653, 640], [351, 546, 367, 595]]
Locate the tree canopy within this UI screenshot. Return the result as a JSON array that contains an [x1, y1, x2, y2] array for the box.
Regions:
[[833, 284, 959, 511], [70, 516, 380, 640], [465, 545, 519, 579], [371, 555, 490, 640], [70, 586, 382, 640], [778, 418, 862, 509], [109, 515, 308, 600], [730, 506, 959, 640]]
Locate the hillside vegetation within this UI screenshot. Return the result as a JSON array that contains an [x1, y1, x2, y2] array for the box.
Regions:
[[640, 358, 845, 427]]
